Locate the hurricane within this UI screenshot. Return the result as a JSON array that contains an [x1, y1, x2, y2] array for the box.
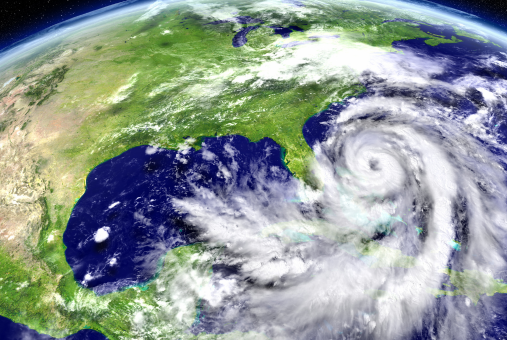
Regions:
[[4, 0, 507, 338], [167, 45, 507, 339]]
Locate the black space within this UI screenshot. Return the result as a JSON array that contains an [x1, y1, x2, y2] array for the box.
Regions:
[[0, 0, 126, 51], [437, 0, 507, 28], [0, 0, 506, 51]]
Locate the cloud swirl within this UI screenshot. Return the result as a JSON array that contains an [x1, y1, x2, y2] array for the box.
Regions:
[[170, 43, 507, 339]]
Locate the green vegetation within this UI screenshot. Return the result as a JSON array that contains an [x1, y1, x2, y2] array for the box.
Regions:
[[431, 268, 507, 305], [0, 248, 61, 334], [58, 4, 470, 184], [0, 0, 503, 337], [21, 120, 30, 130], [425, 35, 462, 46], [453, 27, 490, 43], [0, 119, 13, 133], [452, 26, 501, 47], [25, 65, 69, 105], [6, 45, 69, 88], [0, 242, 213, 339]]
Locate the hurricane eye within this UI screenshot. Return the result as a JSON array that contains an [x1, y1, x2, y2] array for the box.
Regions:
[[369, 158, 380, 171]]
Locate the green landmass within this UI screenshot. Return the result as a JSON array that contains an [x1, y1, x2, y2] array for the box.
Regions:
[[452, 26, 501, 47], [0, 0, 502, 337], [25, 65, 69, 105], [453, 27, 490, 43], [0, 242, 214, 339], [425, 35, 462, 46], [431, 268, 507, 305]]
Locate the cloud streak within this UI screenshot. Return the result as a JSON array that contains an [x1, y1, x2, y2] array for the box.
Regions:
[[168, 40, 507, 339]]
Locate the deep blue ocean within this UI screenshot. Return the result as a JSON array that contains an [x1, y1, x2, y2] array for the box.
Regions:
[[4, 17, 507, 340]]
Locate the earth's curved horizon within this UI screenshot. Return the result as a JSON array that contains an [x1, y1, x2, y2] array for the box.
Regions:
[[1, 0, 507, 339]]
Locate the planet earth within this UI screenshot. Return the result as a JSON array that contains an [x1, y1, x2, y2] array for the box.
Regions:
[[1, 0, 507, 339]]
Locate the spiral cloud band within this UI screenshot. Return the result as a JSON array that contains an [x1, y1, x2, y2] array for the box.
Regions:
[[165, 41, 507, 340]]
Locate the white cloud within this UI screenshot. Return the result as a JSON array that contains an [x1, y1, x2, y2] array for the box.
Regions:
[[135, 0, 170, 22], [166, 35, 507, 338], [108, 201, 121, 209], [94, 227, 110, 243], [107, 73, 138, 104]]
